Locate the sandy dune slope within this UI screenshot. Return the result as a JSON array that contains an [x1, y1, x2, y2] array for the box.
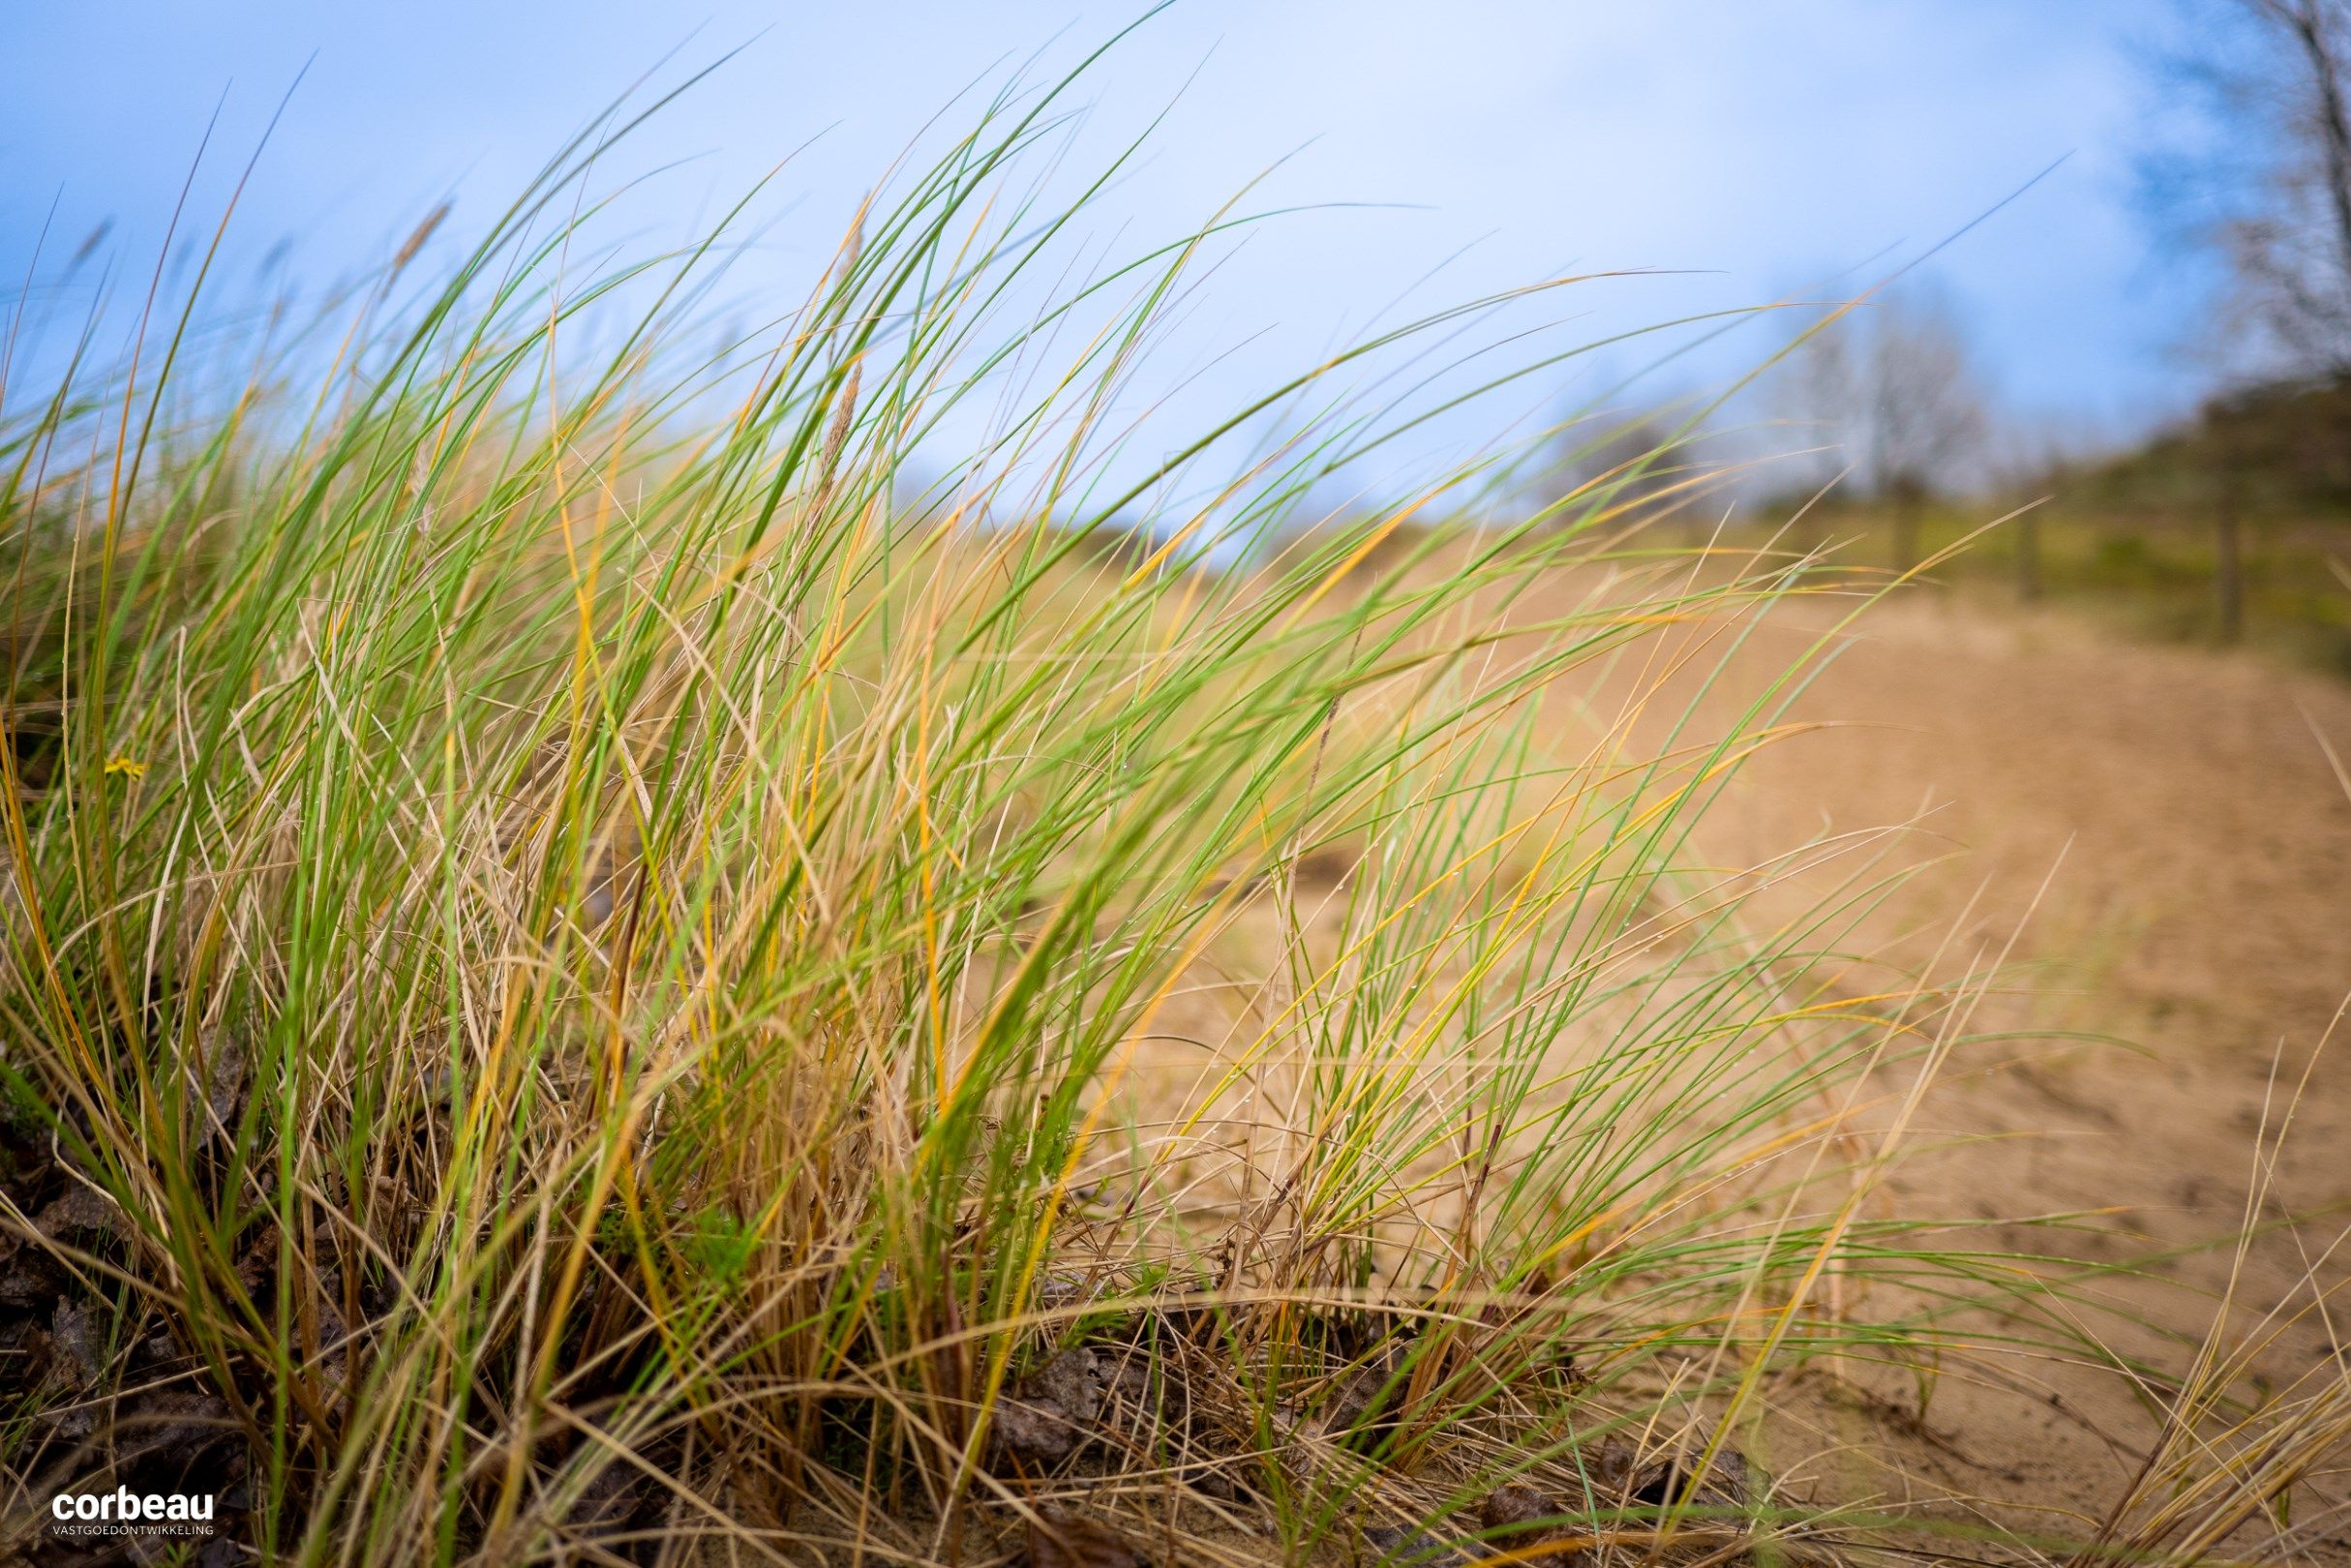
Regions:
[[1690, 589, 2351, 1537]]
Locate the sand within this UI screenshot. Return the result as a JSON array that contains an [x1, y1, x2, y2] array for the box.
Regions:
[[1663, 587, 2351, 1544]]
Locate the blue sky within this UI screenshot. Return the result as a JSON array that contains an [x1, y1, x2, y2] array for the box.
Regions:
[[2, 2, 2208, 475]]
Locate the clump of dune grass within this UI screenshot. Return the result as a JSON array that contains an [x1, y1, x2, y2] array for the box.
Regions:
[[0, 43, 2340, 1568]]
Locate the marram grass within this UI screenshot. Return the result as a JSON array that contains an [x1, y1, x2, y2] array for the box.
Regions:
[[0, 50, 2338, 1568]]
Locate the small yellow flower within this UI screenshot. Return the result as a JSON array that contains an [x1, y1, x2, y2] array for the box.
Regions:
[[104, 754, 147, 780]]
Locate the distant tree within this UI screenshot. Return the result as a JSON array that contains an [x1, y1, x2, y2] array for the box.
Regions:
[[1777, 287, 1992, 572], [1541, 413, 1688, 521], [2152, 0, 2351, 379]]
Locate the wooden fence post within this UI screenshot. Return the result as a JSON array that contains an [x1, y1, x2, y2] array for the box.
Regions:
[[1890, 489, 1923, 579], [2215, 469, 2245, 646]]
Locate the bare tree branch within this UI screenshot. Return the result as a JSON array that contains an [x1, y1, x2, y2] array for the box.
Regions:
[[2159, 0, 2351, 377]]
